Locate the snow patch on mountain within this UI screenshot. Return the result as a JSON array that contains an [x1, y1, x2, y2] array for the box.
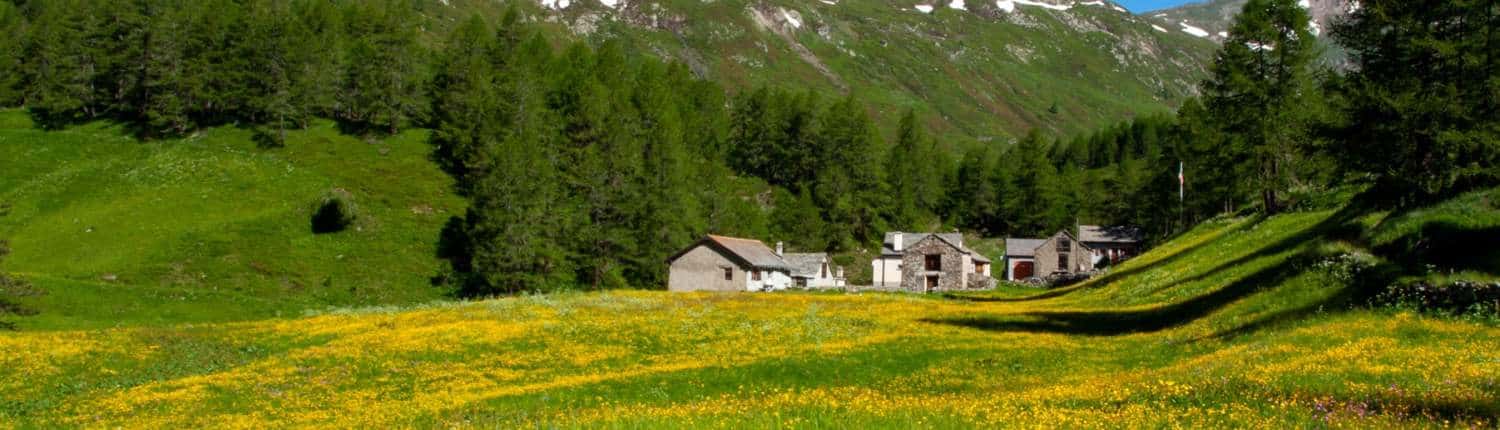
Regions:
[[1179, 22, 1210, 38]]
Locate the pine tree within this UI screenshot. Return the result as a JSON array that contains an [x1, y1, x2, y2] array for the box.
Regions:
[[21, 0, 97, 127], [1202, 0, 1319, 214], [338, 0, 428, 134], [0, 2, 25, 106], [431, 16, 503, 192], [1006, 130, 1065, 236], [463, 80, 572, 295], [884, 109, 931, 230], [813, 95, 885, 249], [1333, 0, 1500, 197]]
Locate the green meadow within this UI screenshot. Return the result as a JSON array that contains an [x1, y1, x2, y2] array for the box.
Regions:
[[1, 109, 1497, 428]]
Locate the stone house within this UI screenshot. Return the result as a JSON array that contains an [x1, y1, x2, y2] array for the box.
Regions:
[[872, 232, 994, 292], [666, 235, 792, 292], [1079, 225, 1144, 265], [1003, 238, 1046, 281], [783, 252, 845, 288], [1005, 230, 1095, 281]]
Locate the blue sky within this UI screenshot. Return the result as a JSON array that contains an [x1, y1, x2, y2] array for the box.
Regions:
[[1116, 0, 1204, 13]]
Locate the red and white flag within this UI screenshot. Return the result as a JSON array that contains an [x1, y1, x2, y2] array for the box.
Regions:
[[1178, 162, 1185, 201]]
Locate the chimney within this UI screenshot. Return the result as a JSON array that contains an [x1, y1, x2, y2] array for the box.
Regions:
[[893, 233, 904, 251], [775, 241, 784, 257]]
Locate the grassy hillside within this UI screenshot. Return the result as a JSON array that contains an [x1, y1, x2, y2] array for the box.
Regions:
[[426, 0, 1217, 145], [0, 110, 463, 328], [3, 190, 1495, 427]]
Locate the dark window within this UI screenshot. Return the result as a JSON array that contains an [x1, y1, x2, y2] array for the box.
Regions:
[[925, 255, 942, 271], [752, 270, 762, 281], [724, 268, 733, 281], [1058, 253, 1069, 271], [1058, 238, 1072, 252], [821, 263, 828, 278], [926, 275, 939, 290]]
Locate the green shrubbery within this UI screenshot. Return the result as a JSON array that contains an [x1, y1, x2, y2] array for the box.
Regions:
[[311, 189, 359, 234]]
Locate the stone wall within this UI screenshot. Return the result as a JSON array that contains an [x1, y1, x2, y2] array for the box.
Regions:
[[898, 236, 968, 293], [1034, 232, 1094, 276], [668, 245, 744, 292]]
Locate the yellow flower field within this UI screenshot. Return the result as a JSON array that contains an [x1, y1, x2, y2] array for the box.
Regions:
[[2, 212, 1497, 428], [1, 290, 1495, 429]]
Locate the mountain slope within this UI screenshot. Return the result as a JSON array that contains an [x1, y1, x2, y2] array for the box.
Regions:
[[2, 192, 1495, 427], [0, 110, 464, 327], [1147, 0, 1351, 43], [426, 0, 1218, 144]]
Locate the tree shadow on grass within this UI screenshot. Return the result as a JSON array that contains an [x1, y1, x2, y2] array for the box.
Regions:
[[925, 253, 1315, 336], [1373, 222, 1500, 276], [948, 218, 1269, 304], [927, 202, 1388, 336]]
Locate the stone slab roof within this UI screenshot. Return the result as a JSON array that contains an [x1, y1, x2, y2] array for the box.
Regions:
[[1005, 238, 1047, 257], [1079, 225, 1144, 244], [881, 232, 965, 256], [782, 253, 828, 278], [668, 235, 790, 271]]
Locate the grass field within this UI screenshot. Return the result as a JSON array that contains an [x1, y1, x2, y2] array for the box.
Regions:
[[0, 110, 462, 329], [2, 201, 1497, 428], [2, 109, 1498, 428]]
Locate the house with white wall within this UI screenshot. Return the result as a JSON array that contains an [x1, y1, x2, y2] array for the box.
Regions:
[[666, 235, 793, 292], [872, 232, 994, 291]]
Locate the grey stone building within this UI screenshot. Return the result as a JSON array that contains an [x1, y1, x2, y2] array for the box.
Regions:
[[874, 232, 994, 293], [666, 235, 792, 292], [1005, 230, 1095, 281]]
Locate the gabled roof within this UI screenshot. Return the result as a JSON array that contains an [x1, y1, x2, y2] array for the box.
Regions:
[[1005, 238, 1047, 257], [667, 235, 790, 270], [782, 253, 828, 278], [891, 232, 995, 263], [881, 232, 964, 256], [1079, 225, 1144, 244]]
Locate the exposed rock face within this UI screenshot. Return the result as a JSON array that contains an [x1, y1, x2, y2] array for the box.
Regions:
[[1149, 0, 1354, 43]]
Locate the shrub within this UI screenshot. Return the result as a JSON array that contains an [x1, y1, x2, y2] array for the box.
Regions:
[[311, 189, 359, 234], [1375, 280, 1500, 318]]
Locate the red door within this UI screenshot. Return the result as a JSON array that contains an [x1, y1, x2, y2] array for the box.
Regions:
[[1013, 261, 1034, 280]]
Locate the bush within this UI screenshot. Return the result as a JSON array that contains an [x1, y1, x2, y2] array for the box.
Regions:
[[1375, 280, 1500, 318], [311, 189, 359, 234]]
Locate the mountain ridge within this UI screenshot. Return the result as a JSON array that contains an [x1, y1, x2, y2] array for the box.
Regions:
[[421, 0, 1218, 144]]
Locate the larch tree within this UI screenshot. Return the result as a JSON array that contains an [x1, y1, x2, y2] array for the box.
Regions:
[[1202, 0, 1318, 214]]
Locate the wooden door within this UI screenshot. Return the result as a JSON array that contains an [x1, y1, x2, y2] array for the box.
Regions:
[[1014, 261, 1034, 280]]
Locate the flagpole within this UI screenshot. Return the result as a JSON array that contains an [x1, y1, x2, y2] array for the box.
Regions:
[[1178, 161, 1185, 232]]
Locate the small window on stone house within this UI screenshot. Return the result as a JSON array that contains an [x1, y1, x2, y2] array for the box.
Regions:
[[724, 267, 733, 281], [925, 255, 942, 271], [1059, 238, 1072, 252], [821, 263, 828, 278], [752, 270, 762, 281], [1058, 253, 1069, 272]]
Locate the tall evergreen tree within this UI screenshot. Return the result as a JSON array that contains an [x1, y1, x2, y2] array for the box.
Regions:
[[884, 109, 939, 229], [1333, 0, 1500, 197], [338, 0, 428, 134], [1202, 0, 1319, 214], [1006, 130, 1066, 236], [0, 2, 25, 106], [21, 0, 97, 127]]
